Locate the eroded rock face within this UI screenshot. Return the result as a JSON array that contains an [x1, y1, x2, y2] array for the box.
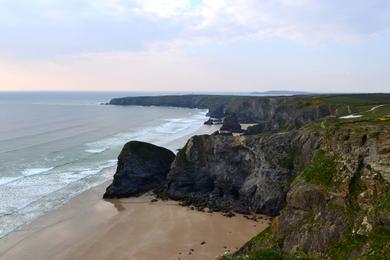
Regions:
[[220, 112, 242, 133], [103, 141, 175, 198], [236, 124, 390, 258], [165, 131, 321, 216], [109, 95, 336, 132]]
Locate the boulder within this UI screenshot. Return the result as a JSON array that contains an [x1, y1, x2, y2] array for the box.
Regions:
[[103, 141, 175, 198]]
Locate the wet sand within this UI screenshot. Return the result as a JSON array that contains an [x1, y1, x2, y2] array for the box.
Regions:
[[0, 124, 270, 259], [0, 183, 270, 260]]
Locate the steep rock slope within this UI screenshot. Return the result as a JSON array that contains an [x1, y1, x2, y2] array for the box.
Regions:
[[228, 123, 390, 259], [220, 112, 242, 133], [109, 95, 335, 131], [165, 130, 321, 216]]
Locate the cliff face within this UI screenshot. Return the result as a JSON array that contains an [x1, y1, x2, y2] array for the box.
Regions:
[[220, 112, 242, 133], [229, 123, 390, 259], [110, 95, 294, 122], [109, 95, 335, 132], [165, 130, 322, 216], [107, 94, 390, 258]]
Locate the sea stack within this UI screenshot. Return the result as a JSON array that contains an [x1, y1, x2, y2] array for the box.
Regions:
[[103, 141, 175, 198], [220, 112, 242, 133]]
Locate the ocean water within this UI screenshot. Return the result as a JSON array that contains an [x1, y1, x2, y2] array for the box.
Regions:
[[0, 92, 208, 238]]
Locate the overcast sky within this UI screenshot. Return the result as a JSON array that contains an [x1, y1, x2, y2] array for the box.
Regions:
[[0, 0, 389, 92]]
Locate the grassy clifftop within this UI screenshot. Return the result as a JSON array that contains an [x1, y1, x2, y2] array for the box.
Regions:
[[111, 93, 390, 258], [223, 119, 390, 259], [110, 94, 390, 133]]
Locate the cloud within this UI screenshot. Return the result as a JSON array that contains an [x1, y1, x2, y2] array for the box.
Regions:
[[0, 0, 389, 93], [132, 0, 390, 45], [1, 0, 389, 58]]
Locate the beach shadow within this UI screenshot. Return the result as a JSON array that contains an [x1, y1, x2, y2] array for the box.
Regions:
[[104, 199, 126, 212]]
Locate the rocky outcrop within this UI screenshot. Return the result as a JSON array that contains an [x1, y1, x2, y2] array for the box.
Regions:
[[231, 123, 390, 259], [103, 141, 175, 198], [109, 95, 336, 132], [106, 94, 390, 259], [165, 130, 321, 216], [244, 103, 333, 134], [204, 118, 223, 125], [220, 112, 242, 133]]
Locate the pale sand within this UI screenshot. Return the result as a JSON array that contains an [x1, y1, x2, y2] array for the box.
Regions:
[[0, 123, 270, 259], [0, 183, 270, 260], [240, 124, 257, 130]]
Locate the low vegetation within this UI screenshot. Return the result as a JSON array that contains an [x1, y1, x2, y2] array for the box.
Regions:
[[221, 248, 309, 260], [301, 150, 336, 187]]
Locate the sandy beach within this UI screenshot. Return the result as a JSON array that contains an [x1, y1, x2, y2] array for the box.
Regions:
[[0, 124, 270, 260], [0, 182, 270, 260]]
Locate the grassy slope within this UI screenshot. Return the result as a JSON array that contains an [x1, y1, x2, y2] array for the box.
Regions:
[[221, 94, 390, 260]]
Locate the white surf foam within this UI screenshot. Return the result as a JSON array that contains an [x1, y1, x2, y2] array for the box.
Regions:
[[85, 110, 208, 154], [22, 167, 54, 177], [0, 109, 208, 239], [0, 176, 22, 186], [0, 159, 118, 238], [85, 148, 107, 154]]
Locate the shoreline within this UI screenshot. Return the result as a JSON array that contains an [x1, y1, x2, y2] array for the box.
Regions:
[[0, 123, 270, 259], [0, 122, 219, 240], [0, 183, 270, 259]]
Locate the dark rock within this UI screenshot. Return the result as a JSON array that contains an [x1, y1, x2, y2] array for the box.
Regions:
[[220, 112, 242, 133], [218, 131, 233, 136], [109, 95, 336, 133], [150, 198, 158, 203], [201, 241, 206, 245], [165, 131, 321, 216], [244, 123, 266, 135], [103, 141, 175, 198], [204, 118, 214, 125], [204, 118, 223, 125], [222, 212, 235, 218], [235, 124, 390, 258]]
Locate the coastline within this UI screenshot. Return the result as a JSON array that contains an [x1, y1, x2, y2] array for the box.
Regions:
[[0, 183, 270, 260], [0, 124, 270, 259]]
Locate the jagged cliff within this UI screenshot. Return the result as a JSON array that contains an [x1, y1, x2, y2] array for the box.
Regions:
[[109, 95, 336, 132], [224, 122, 390, 259], [110, 94, 390, 135], [106, 94, 390, 258], [165, 130, 321, 216]]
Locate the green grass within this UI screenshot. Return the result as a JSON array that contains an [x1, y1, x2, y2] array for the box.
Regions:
[[335, 104, 390, 123], [364, 227, 390, 259], [319, 94, 390, 105], [326, 227, 390, 259], [301, 150, 337, 187], [121, 141, 174, 162], [327, 233, 367, 259], [221, 249, 309, 260], [233, 227, 273, 255]]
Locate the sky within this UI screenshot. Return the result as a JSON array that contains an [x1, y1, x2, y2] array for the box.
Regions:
[[0, 0, 389, 92]]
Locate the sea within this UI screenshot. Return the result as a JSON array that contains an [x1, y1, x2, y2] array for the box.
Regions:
[[0, 92, 209, 239]]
